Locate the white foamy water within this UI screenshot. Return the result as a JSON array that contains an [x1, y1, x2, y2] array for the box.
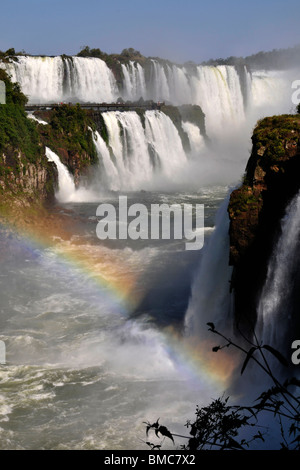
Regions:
[[257, 191, 300, 347], [94, 110, 187, 191], [185, 194, 233, 338], [0, 190, 226, 449], [45, 147, 100, 203], [3, 55, 118, 103], [27, 113, 48, 125], [182, 121, 206, 154]]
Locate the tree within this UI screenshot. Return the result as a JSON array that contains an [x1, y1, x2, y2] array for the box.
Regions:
[[121, 48, 141, 58], [77, 46, 106, 59], [143, 324, 300, 450], [5, 48, 16, 56]]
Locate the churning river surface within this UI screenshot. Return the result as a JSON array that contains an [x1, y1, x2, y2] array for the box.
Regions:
[[0, 188, 232, 450]]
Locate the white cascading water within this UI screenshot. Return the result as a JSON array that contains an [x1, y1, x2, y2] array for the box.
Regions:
[[3, 56, 118, 103], [45, 147, 77, 202], [27, 113, 48, 125], [191, 65, 245, 137], [96, 110, 187, 190], [65, 56, 118, 102], [1, 55, 294, 140], [92, 130, 121, 191], [121, 60, 293, 137], [184, 194, 233, 338], [249, 70, 292, 118], [256, 191, 300, 348], [45, 147, 100, 203], [181, 121, 206, 155], [102, 110, 153, 190], [121, 62, 147, 101], [144, 110, 187, 175]]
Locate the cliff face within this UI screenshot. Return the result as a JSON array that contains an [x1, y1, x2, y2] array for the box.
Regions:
[[35, 105, 98, 187], [0, 148, 57, 205], [0, 70, 99, 211], [228, 114, 300, 328], [0, 68, 58, 209]]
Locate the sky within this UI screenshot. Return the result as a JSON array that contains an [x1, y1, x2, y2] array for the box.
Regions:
[[1, 0, 300, 63]]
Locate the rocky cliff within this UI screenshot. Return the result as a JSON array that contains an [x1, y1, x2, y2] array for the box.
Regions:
[[228, 114, 300, 329], [0, 148, 57, 206], [0, 71, 98, 214], [34, 104, 98, 187], [0, 69, 58, 210]]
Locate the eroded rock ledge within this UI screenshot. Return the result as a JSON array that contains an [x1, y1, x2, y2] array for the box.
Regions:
[[228, 114, 300, 328]]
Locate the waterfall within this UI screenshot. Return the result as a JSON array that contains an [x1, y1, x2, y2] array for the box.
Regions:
[[190, 65, 245, 138], [185, 188, 300, 358], [144, 110, 187, 175], [181, 121, 206, 155], [102, 111, 153, 190], [95, 110, 187, 191], [92, 130, 121, 191], [1, 55, 294, 141], [67, 57, 118, 102], [45, 147, 77, 202], [121, 60, 292, 138], [3, 56, 118, 103], [257, 191, 300, 348], [249, 70, 291, 118], [45, 147, 100, 202], [121, 62, 147, 101], [184, 194, 233, 338], [27, 113, 48, 125], [149, 60, 171, 102]]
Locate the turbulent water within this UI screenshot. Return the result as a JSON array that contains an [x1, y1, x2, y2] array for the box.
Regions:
[[0, 53, 299, 449], [0, 189, 228, 449]]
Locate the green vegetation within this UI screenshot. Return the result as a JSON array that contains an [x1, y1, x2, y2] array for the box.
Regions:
[[252, 115, 300, 166], [0, 72, 99, 204], [229, 187, 262, 216], [0, 69, 57, 204], [38, 104, 98, 171], [0, 48, 27, 62], [77, 46, 106, 60], [77, 45, 141, 61], [0, 69, 42, 163], [76, 45, 146, 83], [120, 48, 142, 59]]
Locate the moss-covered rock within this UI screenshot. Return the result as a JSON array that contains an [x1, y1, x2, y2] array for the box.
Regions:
[[35, 104, 98, 186], [228, 114, 300, 327]]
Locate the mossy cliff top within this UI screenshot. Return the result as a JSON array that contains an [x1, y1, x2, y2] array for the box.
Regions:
[[228, 114, 300, 326]]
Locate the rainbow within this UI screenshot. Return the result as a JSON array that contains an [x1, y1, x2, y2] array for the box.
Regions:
[[0, 210, 238, 392]]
